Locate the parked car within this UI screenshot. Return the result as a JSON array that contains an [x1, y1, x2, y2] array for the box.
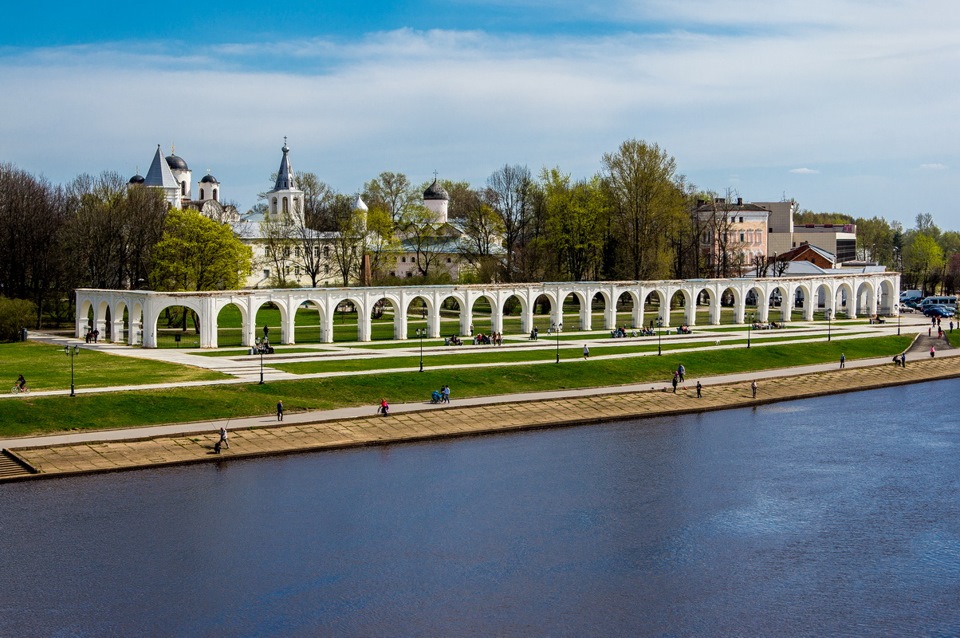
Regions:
[[898, 303, 915, 313], [923, 305, 956, 318]]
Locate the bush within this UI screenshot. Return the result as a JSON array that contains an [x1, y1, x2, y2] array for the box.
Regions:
[[0, 296, 37, 342]]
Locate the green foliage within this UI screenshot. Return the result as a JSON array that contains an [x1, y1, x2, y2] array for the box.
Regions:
[[151, 208, 253, 291], [0, 296, 36, 342]]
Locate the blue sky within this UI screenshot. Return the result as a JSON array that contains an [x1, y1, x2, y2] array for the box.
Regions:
[[2, 1, 958, 229]]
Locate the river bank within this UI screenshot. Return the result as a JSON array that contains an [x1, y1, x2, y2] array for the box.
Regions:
[[3, 343, 959, 482]]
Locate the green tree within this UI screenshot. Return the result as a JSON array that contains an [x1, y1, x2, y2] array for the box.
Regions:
[[364, 172, 418, 225], [540, 168, 607, 281], [485, 164, 533, 282], [151, 209, 252, 292], [602, 139, 687, 279], [902, 233, 944, 295]]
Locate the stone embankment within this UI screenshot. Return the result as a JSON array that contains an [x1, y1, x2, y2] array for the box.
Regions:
[[3, 348, 959, 482]]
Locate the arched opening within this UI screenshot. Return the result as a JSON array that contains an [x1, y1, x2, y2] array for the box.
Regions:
[[501, 294, 524, 335], [835, 284, 853, 318], [532, 294, 553, 335], [719, 287, 739, 325], [643, 290, 666, 328], [469, 295, 495, 338], [792, 285, 811, 321], [252, 301, 283, 347], [667, 290, 688, 327], [213, 188, 218, 202], [559, 292, 583, 331], [331, 298, 361, 342], [614, 291, 636, 328], [371, 296, 399, 341], [282, 196, 289, 214], [439, 296, 464, 342], [855, 282, 874, 317], [293, 301, 324, 343], [406, 296, 432, 341], [215, 303, 247, 347], [200, 188, 205, 200], [155, 304, 201, 348], [693, 288, 713, 324]]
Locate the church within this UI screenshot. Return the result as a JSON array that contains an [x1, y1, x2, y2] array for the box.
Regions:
[[129, 145, 238, 222]]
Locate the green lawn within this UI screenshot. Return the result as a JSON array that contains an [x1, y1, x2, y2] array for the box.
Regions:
[[0, 342, 227, 392], [1, 335, 912, 437]]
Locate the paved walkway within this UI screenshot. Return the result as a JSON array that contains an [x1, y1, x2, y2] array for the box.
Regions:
[[3, 339, 959, 482]]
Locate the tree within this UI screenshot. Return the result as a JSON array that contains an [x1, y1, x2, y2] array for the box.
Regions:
[[902, 233, 944, 295], [459, 188, 505, 282], [485, 164, 533, 282], [602, 139, 686, 279], [327, 194, 365, 286], [364, 172, 418, 225], [258, 208, 296, 287], [151, 209, 252, 292], [540, 168, 607, 281], [399, 205, 445, 278], [854, 216, 896, 266]]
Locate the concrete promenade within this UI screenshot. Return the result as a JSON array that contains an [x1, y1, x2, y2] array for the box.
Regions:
[[3, 336, 958, 482]]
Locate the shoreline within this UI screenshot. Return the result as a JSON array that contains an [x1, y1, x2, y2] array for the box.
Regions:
[[3, 350, 959, 483]]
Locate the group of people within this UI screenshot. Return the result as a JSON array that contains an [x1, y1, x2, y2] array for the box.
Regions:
[[431, 385, 452, 403], [474, 332, 503, 346], [84, 329, 99, 343], [610, 327, 636, 338], [752, 321, 784, 330], [675, 325, 692, 334], [444, 335, 464, 346], [929, 316, 950, 341], [670, 364, 686, 392]]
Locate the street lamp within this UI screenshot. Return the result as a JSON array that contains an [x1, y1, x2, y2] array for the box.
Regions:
[[255, 337, 264, 384], [826, 308, 833, 342], [64, 345, 79, 397], [747, 312, 754, 348], [897, 307, 901, 336], [551, 322, 562, 363], [657, 318, 662, 356], [415, 327, 425, 372]]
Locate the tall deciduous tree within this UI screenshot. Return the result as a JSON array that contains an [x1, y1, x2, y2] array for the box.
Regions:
[[364, 172, 418, 225], [540, 168, 607, 281], [485, 164, 532, 282], [151, 209, 252, 291], [602, 139, 686, 279]]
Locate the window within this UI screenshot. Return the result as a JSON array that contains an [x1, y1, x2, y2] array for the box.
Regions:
[[740, 232, 745, 242], [263, 269, 270, 278], [213, 188, 218, 202], [180, 181, 186, 196], [323, 246, 330, 257], [739, 216, 744, 223], [295, 266, 300, 276], [406, 272, 413, 278], [200, 188, 205, 200], [272, 197, 278, 212], [282, 197, 289, 213], [324, 264, 330, 275], [446, 257, 452, 263]]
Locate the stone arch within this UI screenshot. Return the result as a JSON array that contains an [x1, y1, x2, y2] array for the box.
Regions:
[[744, 285, 766, 322], [614, 290, 640, 329], [531, 293, 555, 334], [558, 291, 586, 331], [693, 287, 714, 325], [769, 283, 790, 321], [215, 301, 250, 348], [718, 286, 741, 324], [112, 300, 129, 344], [855, 280, 875, 318], [147, 300, 204, 348], [878, 279, 897, 315], [468, 294, 497, 336], [292, 299, 326, 344], [405, 295, 433, 340], [501, 293, 528, 335], [835, 282, 854, 318], [643, 289, 667, 328], [330, 295, 365, 341], [791, 283, 814, 321]]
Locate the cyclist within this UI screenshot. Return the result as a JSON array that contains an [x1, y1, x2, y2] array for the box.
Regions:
[[16, 374, 26, 392]]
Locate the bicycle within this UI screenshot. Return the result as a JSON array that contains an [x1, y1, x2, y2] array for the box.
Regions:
[[11, 384, 29, 394]]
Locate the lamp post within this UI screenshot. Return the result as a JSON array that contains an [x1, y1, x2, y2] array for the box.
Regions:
[[657, 319, 662, 356], [826, 308, 833, 342], [415, 327, 425, 372], [747, 312, 754, 348], [255, 337, 264, 384], [64, 345, 79, 397], [551, 322, 562, 363], [897, 307, 901, 336]]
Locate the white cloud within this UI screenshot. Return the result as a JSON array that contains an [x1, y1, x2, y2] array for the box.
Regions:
[[918, 163, 947, 170], [1, 5, 959, 227]]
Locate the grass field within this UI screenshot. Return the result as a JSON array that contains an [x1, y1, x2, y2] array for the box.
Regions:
[[0, 342, 227, 392], [0, 335, 913, 437]]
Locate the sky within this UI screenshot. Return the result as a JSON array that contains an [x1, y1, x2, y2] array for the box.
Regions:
[[1, 0, 958, 229]]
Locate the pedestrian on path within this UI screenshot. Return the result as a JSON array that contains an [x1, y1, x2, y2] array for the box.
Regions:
[[442, 385, 450, 403], [751, 380, 758, 398], [696, 380, 702, 398], [839, 353, 845, 369], [672, 372, 679, 393], [379, 398, 390, 416], [930, 346, 936, 358], [277, 400, 284, 421], [583, 344, 590, 359], [218, 426, 229, 449], [902, 352, 907, 367], [678, 364, 685, 382]]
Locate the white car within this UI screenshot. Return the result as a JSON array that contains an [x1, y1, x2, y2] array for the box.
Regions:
[[898, 303, 915, 313]]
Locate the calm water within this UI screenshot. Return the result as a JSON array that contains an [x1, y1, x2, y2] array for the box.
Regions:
[[2, 381, 960, 637]]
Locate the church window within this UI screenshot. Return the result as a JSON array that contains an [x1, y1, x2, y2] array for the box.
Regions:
[[282, 197, 289, 213], [272, 197, 278, 212], [213, 188, 218, 201], [200, 188, 205, 200], [447, 257, 452, 263], [181, 181, 186, 196]]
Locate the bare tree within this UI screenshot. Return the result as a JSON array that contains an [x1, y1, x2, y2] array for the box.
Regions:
[[485, 164, 532, 282]]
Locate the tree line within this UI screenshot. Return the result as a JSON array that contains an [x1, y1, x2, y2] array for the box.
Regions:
[[2, 138, 958, 333]]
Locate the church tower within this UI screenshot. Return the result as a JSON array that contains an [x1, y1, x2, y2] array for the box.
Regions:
[[166, 145, 192, 205], [267, 138, 304, 222], [423, 176, 449, 224], [140, 145, 180, 208]]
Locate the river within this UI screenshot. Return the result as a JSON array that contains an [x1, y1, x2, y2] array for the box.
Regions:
[[2, 380, 959, 636]]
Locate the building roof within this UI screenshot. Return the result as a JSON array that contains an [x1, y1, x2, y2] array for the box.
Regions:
[[423, 179, 449, 201], [353, 194, 368, 211], [143, 145, 180, 189], [166, 153, 189, 171], [200, 173, 219, 184], [271, 138, 296, 192], [777, 242, 836, 264]]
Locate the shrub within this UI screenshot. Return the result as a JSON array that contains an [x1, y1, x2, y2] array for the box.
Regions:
[[0, 296, 37, 342]]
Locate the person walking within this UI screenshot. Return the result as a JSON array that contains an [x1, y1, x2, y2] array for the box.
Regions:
[[276, 400, 284, 421], [583, 344, 590, 359], [678, 364, 685, 382], [696, 380, 702, 398], [839, 353, 845, 369], [442, 385, 450, 403], [930, 346, 936, 358], [672, 372, 679, 393], [901, 352, 907, 368], [379, 398, 390, 416], [751, 379, 758, 398], [218, 426, 230, 449]]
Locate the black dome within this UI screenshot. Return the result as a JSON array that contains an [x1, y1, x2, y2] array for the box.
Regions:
[[128, 174, 145, 184], [423, 179, 449, 201], [200, 174, 219, 184], [166, 154, 189, 170]]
